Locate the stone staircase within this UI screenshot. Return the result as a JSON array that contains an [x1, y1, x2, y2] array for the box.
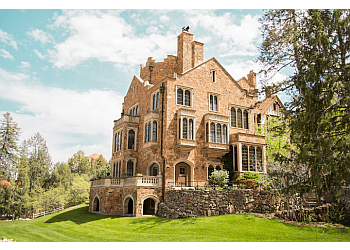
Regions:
[[304, 193, 323, 208]]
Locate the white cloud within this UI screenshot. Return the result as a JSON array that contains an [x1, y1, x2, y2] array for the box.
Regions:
[[0, 68, 123, 163], [27, 29, 55, 44], [0, 29, 18, 50], [185, 11, 261, 57], [34, 49, 46, 60], [48, 10, 176, 69], [20, 61, 31, 68], [0, 49, 13, 60]]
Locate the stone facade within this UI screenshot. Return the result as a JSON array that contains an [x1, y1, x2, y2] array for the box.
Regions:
[[89, 29, 283, 217]]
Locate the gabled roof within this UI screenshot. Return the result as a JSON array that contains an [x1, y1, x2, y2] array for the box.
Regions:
[[256, 95, 285, 113], [179, 57, 248, 92]]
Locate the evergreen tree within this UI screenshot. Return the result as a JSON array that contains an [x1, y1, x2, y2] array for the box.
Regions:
[[68, 150, 90, 175], [0, 112, 21, 179], [259, 9, 350, 198]]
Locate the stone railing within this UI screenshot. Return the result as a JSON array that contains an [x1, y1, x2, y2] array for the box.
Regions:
[[91, 175, 162, 188], [114, 114, 139, 127]]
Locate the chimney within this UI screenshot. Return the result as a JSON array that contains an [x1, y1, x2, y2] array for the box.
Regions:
[[192, 41, 204, 68], [247, 70, 256, 88], [177, 30, 194, 73]]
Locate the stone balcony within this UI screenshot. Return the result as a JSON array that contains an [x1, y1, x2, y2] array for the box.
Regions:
[[204, 142, 230, 158], [91, 175, 162, 188], [114, 114, 139, 128]]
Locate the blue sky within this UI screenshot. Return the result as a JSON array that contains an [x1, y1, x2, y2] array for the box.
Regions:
[[0, 6, 296, 163]]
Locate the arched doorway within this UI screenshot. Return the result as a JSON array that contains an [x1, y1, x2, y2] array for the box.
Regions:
[[124, 196, 134, 216], [143, 198, 156, 215], [93, 196, 100, 212], [175, 162, 192, 187], [149, 163, 159, 176]]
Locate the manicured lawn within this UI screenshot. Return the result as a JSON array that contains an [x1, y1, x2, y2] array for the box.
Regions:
[[0, 204, 349, 242]]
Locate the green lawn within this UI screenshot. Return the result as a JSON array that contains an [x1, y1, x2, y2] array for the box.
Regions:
[[0, 204, 349, 242]]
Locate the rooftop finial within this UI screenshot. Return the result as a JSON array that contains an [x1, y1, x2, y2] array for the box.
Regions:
[[182, 26, 190, 32]]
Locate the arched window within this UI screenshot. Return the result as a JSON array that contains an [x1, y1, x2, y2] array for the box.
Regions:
[[114, 133, 118, 152], [152, 94, 156, 110], [117, 132, 121, 151], [237, 108, 243, 128], [243, 110, 249, 129], [177, 89, 183, 105], [214, 96, 218, 111], [249, 146, 256, 171], [184, 90, 191, 106], [148, 121, 152, 141], [129, 109, 132, 116], [133, 107, 136, 116], [189, 119, 193, 140], [127, 160, 134, 177], [145, 123, 148, 142], [206, 123, 209, 143], [120, 131, 123, 151], [242, 145, 248, 171], [223, 125, 227, 144], [231, 108, 236, 127], [182, 118, 188, 139], [257, 147, 263, 172], [152, 121, 157, 141], [135, 106, 139, 116], [216, 124, 222, 143], [208, 165, 214, 178], [210, 122, 215, 143], [150, 163, 159, 176], [128, 129, 135, 150]]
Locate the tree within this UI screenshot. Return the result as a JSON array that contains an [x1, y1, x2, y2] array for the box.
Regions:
[[68, 150, 90, 175], [91, 154, 110, 178], [0, 112, 21, 178], [26, 133, 52, 192], [68, 174, 90, 205], [259, 9, 350, 199]]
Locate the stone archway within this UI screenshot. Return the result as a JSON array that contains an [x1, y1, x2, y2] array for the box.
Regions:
[[143, 198, 156, 215], [175, 162, 192, 187], [123, 196, 134, 216], [93, 196, 100, 212]]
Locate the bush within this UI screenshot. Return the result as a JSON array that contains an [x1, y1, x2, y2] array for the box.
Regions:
[[209, 170, 229, 187]]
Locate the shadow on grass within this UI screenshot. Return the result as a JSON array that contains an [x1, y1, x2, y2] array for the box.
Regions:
[[45, 205, 122, 225]]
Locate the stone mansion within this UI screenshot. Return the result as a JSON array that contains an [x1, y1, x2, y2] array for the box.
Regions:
[[89, 29, 284, 217]]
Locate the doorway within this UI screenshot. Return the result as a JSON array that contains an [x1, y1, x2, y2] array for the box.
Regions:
[[175, 162, 191, 187]]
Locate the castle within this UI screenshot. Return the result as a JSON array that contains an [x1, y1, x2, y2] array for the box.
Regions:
[[89, 29, 284, 217]]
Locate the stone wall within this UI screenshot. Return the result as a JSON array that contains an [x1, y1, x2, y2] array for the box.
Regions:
[[158, 188, 350, 223], [158, 189, 281, 218]]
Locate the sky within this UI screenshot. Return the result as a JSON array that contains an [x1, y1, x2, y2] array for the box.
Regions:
[[0, 3, 320, 164]]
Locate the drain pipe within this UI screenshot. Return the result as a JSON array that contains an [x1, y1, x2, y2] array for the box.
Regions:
[[160, 82, 166, 202]]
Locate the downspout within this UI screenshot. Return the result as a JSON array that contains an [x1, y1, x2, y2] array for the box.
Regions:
[[160, 82, 166, 202]]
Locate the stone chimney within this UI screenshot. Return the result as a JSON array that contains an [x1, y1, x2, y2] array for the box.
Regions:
[[247, 70, 257, 89], [177, 30, 204, 73]]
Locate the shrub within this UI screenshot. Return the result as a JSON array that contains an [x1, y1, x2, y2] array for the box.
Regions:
[[209, 170, 229, 187]]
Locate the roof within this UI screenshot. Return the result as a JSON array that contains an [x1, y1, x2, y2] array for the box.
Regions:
[[256, 95, 285, 113]]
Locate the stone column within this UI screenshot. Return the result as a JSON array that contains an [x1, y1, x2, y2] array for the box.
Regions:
[[262, 145, 267, 174], [238, 143, 242, 173]]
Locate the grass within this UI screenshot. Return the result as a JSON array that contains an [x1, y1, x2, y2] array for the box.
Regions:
[[0, 204, 349, 242]]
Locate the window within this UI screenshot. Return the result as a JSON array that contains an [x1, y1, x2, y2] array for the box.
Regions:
[[135, 106, 139, 116], [180, 167, 185, 175], [189, 119, 193, 140], [206, 123, 209, 143], [145, 123, 148, 142], [211, 70, 216, 83], [216, 124, 222, 143], [184, 90, 191, 106], [127, 160, 134, 177], [215, 165, 221, 170], [223, 125, 227, 144], [243, 110, 249, 129], [257, 114, 261, 127], [237, 108, 242, 128], [242, 145, 248, 171], [177, 87, 191, 107], [234, 146, 238, 172], [115, 131, 123, 152], [177, 88, 183, 105], [128, 129, 135, 150], [152, 92, 160, 110], [115, 133, 118, 152], [257, 147, 263, 172], [249, 146, 256, 172], [179, 118, 194, 140], [152, 121, 157, 141], [113, 161, 122, 178], [183, 118, 188, 139], [210, 122, 215, 143], [231, 108, 236, 127], [148, 121, 151, 141], [273, 103, 277, 111], [209, 94, 219, 111]]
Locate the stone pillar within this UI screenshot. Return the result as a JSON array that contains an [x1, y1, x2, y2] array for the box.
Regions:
[[262, 145, 267, 174], [238, 143, 242, 173]]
